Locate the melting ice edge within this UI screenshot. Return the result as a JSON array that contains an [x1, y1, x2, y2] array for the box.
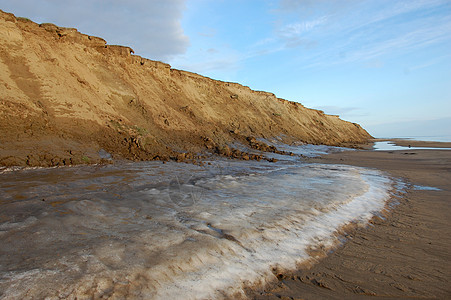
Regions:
[[0, 146, 395, 299]]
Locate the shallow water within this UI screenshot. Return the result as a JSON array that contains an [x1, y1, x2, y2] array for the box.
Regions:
[[378, 135, 451, 143], [373, 141, 451, 151], [413, 185, 441, 191], [0, 146, 394, 299]]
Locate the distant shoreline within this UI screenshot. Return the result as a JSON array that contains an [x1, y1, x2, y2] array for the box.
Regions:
[[370, 138, 451, 149], [374, 136, 451, 143]]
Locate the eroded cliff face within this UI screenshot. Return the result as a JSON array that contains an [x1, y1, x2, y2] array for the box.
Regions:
[[0, 10, 372, 167]]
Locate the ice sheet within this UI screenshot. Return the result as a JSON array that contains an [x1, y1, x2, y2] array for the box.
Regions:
[[0, 150, 393, 299]]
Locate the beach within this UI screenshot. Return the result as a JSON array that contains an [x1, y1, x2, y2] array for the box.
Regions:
[[0, 140, 450, 298], [247, 142, 451, 299], [1, 4, 450, 300], [0, 144, 393, 299]]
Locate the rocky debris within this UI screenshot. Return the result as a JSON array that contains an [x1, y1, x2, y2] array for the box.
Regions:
[[246, 137, 293, 157], [203, 137, 217, 150], [213, 145, 280, 162]]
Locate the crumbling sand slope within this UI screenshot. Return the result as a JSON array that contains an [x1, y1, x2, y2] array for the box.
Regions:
[[0, 10, 371, 167]]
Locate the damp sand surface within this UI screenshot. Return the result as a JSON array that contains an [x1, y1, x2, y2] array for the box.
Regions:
[[247, 147, 451, 299], [0, 145, 394, 299]]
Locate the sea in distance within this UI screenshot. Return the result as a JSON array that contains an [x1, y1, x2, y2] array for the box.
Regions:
[[0, 143, 401, 299], [380, 134, 451, 143]]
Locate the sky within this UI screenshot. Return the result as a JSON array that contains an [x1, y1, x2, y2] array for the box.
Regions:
[[1, 0, 450, 140]]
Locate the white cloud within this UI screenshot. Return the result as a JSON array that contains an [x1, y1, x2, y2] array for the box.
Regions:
[[0, 0, 189, 61]]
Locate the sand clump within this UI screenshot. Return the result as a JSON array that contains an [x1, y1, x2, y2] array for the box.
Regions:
[[0, 10, 371, 167]]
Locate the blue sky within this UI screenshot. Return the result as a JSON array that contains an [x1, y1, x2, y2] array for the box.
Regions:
[[1, 0, 450, 140]]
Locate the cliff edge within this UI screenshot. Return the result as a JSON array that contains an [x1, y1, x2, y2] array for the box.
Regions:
[[0, 10, 372, 167]]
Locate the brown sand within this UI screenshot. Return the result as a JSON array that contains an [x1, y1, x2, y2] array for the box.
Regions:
[[247, 145, 451, 299]]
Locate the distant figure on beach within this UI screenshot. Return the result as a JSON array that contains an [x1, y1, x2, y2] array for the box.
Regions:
[[408, 145, 411, 148]]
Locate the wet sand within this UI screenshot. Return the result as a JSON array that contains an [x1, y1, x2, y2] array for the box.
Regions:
[[247, 145, 451, 299]]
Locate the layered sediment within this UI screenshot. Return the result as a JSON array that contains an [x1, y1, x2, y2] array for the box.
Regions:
[[0, 10, 371, 167]]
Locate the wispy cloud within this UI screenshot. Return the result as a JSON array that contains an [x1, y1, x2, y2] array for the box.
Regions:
[[174, 0, 451, 77], [276, 16, 327, 48], [405, 54, 451, 73], [269, 0, 451, 69], [278, 16, 328, 37], [316, 15, 451, 67], [348, 0, 450, 31]]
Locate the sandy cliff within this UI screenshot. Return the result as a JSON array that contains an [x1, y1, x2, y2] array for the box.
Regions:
[[0, 10, 371, 167]]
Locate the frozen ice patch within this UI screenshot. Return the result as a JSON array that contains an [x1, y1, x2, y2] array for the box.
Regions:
[[413, 185, 441, 191], [0, 158, 394, 299]]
